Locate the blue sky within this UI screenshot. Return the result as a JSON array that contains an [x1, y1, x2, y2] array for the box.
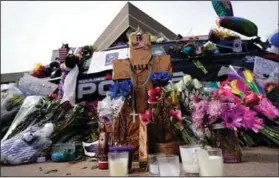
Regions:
[[1, 1, 278, 74]]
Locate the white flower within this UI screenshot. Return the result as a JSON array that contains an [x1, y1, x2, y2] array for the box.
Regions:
[[175, 81, 184, 92], [183, 75, 192, 85], [192, 79, 203, 89]]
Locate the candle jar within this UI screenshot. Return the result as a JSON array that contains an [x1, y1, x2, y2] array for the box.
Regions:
[[108, 152, 129, 176], [148, 153, 166, 176], [109, 146, 134, 173], [179, 145, 201, 176], [157, 155, 180, 176], [198, 148, 223, 176]]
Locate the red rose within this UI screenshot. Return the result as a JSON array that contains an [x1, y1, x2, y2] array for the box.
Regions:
[[244, 92, 260, 107]]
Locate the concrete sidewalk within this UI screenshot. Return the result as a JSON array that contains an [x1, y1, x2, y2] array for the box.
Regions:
[[1, 147, 278, 177]]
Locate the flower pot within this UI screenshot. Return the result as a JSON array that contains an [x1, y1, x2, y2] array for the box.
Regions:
[[211, 125, 242, 163], [156, 141, 179, 155]]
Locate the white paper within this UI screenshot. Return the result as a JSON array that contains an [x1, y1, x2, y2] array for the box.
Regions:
[[82, 141, 98, 157], [87, 48, 129, 74], [253, 56, 279, 82]]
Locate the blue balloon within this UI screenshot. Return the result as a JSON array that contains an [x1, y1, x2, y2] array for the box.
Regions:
[[270, 32, 279, 48]]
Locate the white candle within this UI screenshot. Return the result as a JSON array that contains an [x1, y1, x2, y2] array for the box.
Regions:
[[109, 159, 128, 176], [180, 146, 200, 174], [182, 162, 199, 173], [199, 155, 223, 176], [149, 164, 159, 175]]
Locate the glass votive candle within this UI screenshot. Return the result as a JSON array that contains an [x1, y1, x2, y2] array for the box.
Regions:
[[108, 152, 129, 176], [109, 146, 134, 173], [157, 155, 180, 176], [148, 153, 166, 176], [198, 147, 224, 176], [179, 145, 201, 176]]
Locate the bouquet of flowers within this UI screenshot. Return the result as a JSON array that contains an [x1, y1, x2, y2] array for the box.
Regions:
[[192, 92, 265, 162], [213, 65, 279, 147], [1, 88, 25, 139]]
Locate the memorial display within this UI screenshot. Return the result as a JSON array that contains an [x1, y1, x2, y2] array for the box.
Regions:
[[1, 1, 279, 177]]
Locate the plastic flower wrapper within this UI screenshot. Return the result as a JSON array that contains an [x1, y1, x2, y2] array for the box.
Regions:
[[1, 88, 24, 123], [97, 94, 113, 124], [219, 66, 279, 122], [228, 65, 260, 95], [1, 123, 54, 165], [1, 96, 43, 142], [1, 91, 24, 139], [254, 96, 279, 122], [111, 96, 125, 118]]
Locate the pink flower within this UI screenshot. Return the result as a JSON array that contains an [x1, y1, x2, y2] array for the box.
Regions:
[[169, 109, 183, 122], [241, 107, 257, 129], [254, 96, 279, 120], [218, 88, 242, 104], [251, 118, 264, 133], [139, 110, 152, 125], [221, 111, 242, 131], [193, 100, 209, 114], [192, 111, 204, 129], [148, 87, 162, 104], [207, 100, 223, 123], [192, 100, 209, 128]]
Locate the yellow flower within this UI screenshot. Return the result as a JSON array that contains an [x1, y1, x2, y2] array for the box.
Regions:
[[34, 63, 42, 71], [243, 70, 254, 83], [169, 91, 179, 106], [230, 80, 243, 95]]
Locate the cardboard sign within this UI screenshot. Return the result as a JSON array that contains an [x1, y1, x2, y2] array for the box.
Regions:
[[18, 75, 58, 96], [112, 56, 172, 80], [253, 56, 279, 82]]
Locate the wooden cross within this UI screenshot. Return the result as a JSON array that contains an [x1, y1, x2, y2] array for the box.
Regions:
[[112, 31, 172, 113], [112, 30, 172, 171]]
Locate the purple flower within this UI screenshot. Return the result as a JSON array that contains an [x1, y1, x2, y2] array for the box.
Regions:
[[221, 111, 242, 131]]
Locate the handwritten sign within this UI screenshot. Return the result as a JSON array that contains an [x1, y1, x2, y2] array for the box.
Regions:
[[253, 56, 279, 82]]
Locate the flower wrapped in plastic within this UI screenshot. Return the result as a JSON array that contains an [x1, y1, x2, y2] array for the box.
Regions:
[[1, 123, 54, 165]]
